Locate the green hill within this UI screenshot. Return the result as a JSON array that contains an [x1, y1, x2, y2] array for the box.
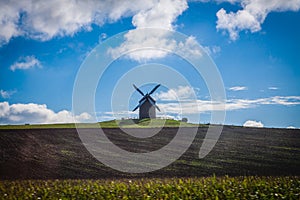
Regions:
[[0, 118, 200, 129]]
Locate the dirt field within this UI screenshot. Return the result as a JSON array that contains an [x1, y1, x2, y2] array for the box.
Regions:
[[1, 126, 300, 180]]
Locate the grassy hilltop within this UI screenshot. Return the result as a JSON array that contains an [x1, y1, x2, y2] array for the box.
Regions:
[[0, 118, 199, 129]]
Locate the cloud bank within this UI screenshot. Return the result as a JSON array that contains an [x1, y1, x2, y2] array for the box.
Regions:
[[157, 95, 300, 114], [1, 0, 202, 61], [0, 102, 91, 124], [0, 0, 188, 46], [216, 0, 300, 40], [154, 86, 300, 114], [1, 0, 300, 47], [0, 0, 155, 45], [100, 86, 300, 120]]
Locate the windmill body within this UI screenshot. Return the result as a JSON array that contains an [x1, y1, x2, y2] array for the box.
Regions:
[[139, 99, 156, 119], [132, 84, 161, 119]]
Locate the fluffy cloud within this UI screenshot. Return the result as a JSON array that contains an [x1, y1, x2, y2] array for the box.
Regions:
[[108, 29, 177, 62], [216, 0, 300, 40], [0, 0, 158, 45], [228, 86, 248, 91], [0, 102, 92, 124], [1, 0, 299, 45], [0, 0, 197, 61], [108, 0, 200, 62], [0, 0, 189, 47], [10, 56, 41, 71], [132, 0, 187, 30], [0, 89, 16, 99], [243, 120, 264, 127], [155, 86, 196, 101], [108, 32, 203, 62]]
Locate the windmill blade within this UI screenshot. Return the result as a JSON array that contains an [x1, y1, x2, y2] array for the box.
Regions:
[[148, 95, 156, 103], [133, 84, 144, 96], [139, 96, 146, 103], [148, 97, 161, 112], [149, 84, 161, 95], [132, 104, 139, 112], [132, 98, 147, 111], [155, 105, 161, 112]]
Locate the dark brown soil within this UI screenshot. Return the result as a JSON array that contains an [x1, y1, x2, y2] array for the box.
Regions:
[[1, 126, 300, 180]]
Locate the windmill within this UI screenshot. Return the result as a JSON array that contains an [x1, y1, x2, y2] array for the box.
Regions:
[[132, 84, 161, 119]]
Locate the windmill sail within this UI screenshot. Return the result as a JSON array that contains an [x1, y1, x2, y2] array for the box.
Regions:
[[149, 84, 161, 95], [133, 84, 145, 96]]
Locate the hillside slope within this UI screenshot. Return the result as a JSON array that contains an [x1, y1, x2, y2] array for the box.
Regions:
[[0, 126, 300, 180], [0, 119, 198, 129]]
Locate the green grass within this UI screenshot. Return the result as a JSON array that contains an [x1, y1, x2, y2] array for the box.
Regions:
[[0, 119, 200, 129], [118, 118, 199, 128], [1, 176, 299, 199]]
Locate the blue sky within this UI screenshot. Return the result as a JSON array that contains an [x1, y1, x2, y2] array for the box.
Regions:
[[0, 0, 300, 128]]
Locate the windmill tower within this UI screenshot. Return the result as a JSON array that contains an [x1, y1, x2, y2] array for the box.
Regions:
[[132, 84, 161, 119]]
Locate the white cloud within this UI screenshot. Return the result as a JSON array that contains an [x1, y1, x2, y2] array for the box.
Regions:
[[132, 0, 188, 30], [155, 95, 300, 114], [0, 102, 9, 118], [108, 0, 206, 62], [228, 86, 248, 91], [0, 102, 92, 124], [155, 86, 196, 101], [108, 29, 177, 62], [216, 0, 240, 3], [225, 96, 300, 108], [176, 36, 203, 59], [0, 0, 189, 49], [216, 0, 300, 40], [108, 0, 200, 62], [243, 120, 264, 127], [1, 0, 299, 45], [0, 0, 158, 45], [268, 87, 278, 90], [152, 87, 300, 115], [287, 126, 296, 129], [203, 45, 221, 56], [0, 89, 16, 99], [261, 96, 300, 106], [0, 0, 204, 63], [216, 8, 260, 40], [99, 33, 107, 42], [95, 94, 300, 124], [10, 56, 41, 71], [109, 32, 203, 62]]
